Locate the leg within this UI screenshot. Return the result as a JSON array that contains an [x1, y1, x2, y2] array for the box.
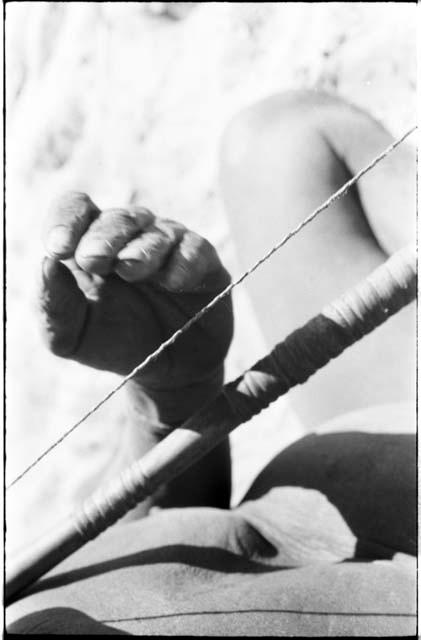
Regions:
[[7, 503, 415, 636], [220, 90, 415, 429], [238, 409, 416, 559]]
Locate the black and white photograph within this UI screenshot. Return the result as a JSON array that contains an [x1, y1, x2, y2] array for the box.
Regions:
[[4, 1, 417, 636]]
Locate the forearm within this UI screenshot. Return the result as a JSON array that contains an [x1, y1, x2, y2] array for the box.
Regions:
[[122, 369, 231, 511], [126, 365, 225, 427]]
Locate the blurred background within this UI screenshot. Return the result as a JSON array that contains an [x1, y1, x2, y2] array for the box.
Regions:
[[5, 2, 417, 552]]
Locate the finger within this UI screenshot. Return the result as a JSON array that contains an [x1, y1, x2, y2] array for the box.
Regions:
[[75, 206, 155, 275], [44, 191, 101, 259], [61, 258, 103, 300], [114, 219, 185, 282], [157, 230, 226, 292], [39, 257, 88, 357]]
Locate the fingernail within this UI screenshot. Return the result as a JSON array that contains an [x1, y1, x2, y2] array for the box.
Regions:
[[47, 226, 73, 256], [78, 240, 111, 258], [115, 259, 143, 281], [42, 256, 59, 280], [118, 258, 138, 269], [117, 246, 144, 261]]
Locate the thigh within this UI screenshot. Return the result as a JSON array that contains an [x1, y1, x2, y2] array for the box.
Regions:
[[238, 404, 416, 559], [7, 537, 416, 636], [6, 506, 273, 628], [220, 92, 415, 429], [7, 409, 416, 635]]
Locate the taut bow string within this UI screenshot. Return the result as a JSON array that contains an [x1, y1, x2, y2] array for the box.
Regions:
[[5, 126, 417, 603]]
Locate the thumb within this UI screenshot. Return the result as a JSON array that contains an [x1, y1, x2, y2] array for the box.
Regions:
[[39, 257, 88, 357]]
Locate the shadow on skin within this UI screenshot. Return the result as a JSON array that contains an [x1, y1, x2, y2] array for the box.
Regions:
[[8, 601, 415, 635], [7, 607, 130, 635], [7, 433, 415, 635], [23, 543, 284, 598], [241, 432, 416, 558]]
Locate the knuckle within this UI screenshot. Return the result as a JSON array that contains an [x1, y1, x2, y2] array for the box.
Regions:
[[129, 205, 155, 222], [47, 193, 98, 242], [167, 252, 195, 290], [99, 208, 139, 236], [101, 207, 129, 216], [156, 218, 185, 241], [80, 210, 137, 254], [52, 191, 92, 213], [181, 232, 213, 270], [162, 231, 218, 291], [154, 225, 175, 246], [140, 228, 173, 260], [153, 227, 175, 251], [63, 190, 92, 203], [100, 208, 132, 225], [182, 230, 205, 256]]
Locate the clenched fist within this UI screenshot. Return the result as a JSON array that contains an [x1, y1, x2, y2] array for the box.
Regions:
[[39, 192, 234, 422]]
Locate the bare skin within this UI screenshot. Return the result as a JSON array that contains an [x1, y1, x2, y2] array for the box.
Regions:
[[39, 194, 234, 509], [38, 91, 416, 509], [9, 92, 415, 634], [220, 91, 415, 430]]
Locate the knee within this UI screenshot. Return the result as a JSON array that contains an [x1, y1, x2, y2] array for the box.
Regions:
[[220, 89, 337, 172]]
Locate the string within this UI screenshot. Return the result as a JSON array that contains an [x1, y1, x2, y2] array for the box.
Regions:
[[7, 125, 416, 490]]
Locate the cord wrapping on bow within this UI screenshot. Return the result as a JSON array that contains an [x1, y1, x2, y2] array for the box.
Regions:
[[6, 126, 416, 491], [5, 244, 416, 604], [219, 244, 415, 427], [75, 462, 152, 541]]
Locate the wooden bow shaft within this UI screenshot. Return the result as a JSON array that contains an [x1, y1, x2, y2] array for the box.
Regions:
[[6, 245, 416, 604]]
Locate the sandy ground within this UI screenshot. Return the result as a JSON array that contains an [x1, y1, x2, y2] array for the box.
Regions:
[[5, 2, 417, 553]]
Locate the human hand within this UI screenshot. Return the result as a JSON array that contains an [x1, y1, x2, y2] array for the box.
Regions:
[[39, 192, 233, 420]]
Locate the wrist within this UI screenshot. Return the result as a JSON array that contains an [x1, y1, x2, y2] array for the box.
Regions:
[[125, 365, 224, 427]]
